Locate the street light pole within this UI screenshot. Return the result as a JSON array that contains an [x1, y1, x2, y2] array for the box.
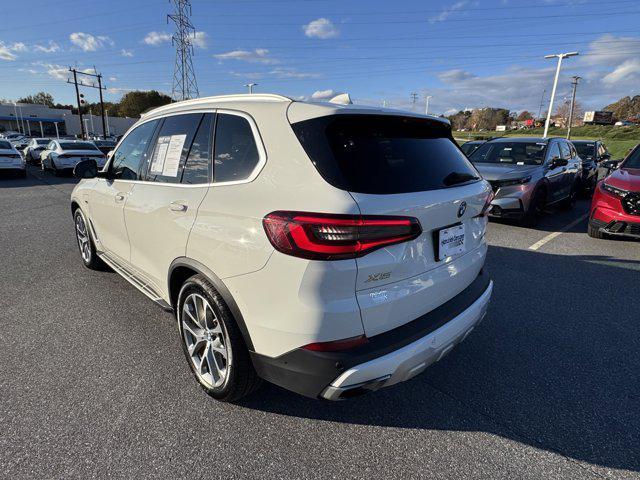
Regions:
[[566, 76, 581, 140], [244, 83, 258, 94], [543, 51, 579, 138], [425, 95, 433, 115]]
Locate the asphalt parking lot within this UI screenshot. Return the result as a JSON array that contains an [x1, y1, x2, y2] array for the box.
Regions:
[[1, 167, 639, 480]]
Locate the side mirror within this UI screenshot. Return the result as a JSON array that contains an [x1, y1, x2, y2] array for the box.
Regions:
[[106, 150, 114, 160], [74, 159, 98, 179], [549, 157, 568, 168]]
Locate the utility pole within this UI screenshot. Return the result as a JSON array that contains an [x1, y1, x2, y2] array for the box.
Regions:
[[410, 92, 418, 111], [70, 68, 86, 139], [68, 67, 108, 139], [97, 73, 107, 139], [244, 83, 258, 94], [537, 89, 546, 121], [543, 51, 579, 138], [168, 0, 199, 101], [566, 76, 581, 140], [425, 95, 433, 115]]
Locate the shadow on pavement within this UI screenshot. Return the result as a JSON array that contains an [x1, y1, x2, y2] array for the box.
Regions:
[[0, 167, 78, 188], [238, 245, 640, 474]]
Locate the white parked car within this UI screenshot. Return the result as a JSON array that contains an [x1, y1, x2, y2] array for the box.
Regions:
[[41, 140, 106, 175], [23, 138, 51, 164], [70, 94, 494, 401], [0, 139, 26, 177]]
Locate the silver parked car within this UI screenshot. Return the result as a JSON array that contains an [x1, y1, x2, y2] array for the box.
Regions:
[[469, 137, 581, 225], [40, 140, 106, 175]]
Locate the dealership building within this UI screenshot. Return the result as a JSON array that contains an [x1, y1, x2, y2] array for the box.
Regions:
[[0, 103, 137, 138]]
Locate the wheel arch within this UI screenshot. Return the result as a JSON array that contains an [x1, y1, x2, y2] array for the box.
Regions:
[[71, 200, 81, 217], [168, 258, 255, 351]]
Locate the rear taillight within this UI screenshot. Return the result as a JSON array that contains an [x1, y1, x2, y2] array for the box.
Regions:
[[303, 335, 368, 352], [263, 211, 422, 260]]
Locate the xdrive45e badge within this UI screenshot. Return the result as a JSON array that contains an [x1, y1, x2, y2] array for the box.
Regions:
[[457, 201, 467, 218], [365, 272, 391, 283]]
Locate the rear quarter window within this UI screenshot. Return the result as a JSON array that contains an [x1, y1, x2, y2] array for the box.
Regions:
[[291, 114, 479, 194]]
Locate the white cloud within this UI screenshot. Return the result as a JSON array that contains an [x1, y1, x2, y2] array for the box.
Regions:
[[44, 63, 69, 80], [438, 69, 477, 83], [214, 48, 278, 64], [33, 41, 61, 53], [10, 42, 27, 52], [429, 1, 470, 23], [120, 48, 134, 57], [109, 76, 118, 82], [270, 67, 320, 79], [69, 32, 113, 51], [0, 44, 17, 61], [602, 59, 640, 85], [190, 31, 208, 49], [303, 18, 339, 39], [143, 31, 171, 46], [311, 89, 337, 100]]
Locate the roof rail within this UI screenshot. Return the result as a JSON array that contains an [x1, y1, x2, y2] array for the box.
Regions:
[[141, 93, 293, 118]]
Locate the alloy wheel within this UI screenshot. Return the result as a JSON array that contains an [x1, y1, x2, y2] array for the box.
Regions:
[[75, 213, 92, 263], [181, 293, 229, 388]]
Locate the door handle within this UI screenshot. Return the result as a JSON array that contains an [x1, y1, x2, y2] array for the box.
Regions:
[[115, 192, 126, 202], [169, 201, 188, 212]]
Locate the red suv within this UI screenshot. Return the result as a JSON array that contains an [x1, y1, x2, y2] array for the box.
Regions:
[[588, 145, 640, 239]]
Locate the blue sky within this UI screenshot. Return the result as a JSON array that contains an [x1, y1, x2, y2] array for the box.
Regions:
[[1, 0, 639, 115]]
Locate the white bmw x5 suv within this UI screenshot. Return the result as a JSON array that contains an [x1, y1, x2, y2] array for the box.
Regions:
[[70, 94, 493, 401]]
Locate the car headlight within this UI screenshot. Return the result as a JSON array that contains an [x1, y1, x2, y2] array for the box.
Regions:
[[493, 176, 532, 187], [601, 182, 629, 198]]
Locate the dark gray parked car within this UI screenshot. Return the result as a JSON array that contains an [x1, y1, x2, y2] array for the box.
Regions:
[[469, 137, 581, 225]]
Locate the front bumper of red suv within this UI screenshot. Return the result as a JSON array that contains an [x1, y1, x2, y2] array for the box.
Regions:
[[590, 183, 640, 239]]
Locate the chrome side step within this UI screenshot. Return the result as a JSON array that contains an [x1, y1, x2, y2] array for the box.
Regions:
[[98, 252, 173, 312]]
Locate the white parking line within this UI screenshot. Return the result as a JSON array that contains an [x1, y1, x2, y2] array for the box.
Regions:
[[528, 213, 590, 251]]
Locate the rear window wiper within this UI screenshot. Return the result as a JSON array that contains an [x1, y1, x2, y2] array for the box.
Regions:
[[442, 171, 479, 186]]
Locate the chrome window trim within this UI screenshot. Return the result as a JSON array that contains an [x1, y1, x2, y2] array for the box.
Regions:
[[104, 108, 267, 188]]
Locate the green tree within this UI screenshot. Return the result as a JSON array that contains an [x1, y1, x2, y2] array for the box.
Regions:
[[517, 111, 533, 121], [117, 90, 172, 118], [17, 91, 55, 107]]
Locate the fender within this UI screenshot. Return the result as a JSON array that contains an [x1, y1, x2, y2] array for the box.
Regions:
[[168, 257, 255, 351]]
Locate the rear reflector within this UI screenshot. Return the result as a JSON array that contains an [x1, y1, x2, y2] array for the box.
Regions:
[[263, 211, 422, 260], [303, 335, 368, 352]]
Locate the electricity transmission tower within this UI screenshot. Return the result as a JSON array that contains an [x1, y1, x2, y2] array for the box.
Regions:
[[168, 0, 199, 101]]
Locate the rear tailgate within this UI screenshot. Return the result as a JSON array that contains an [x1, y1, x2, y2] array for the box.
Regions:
[[352, 182, 489, 336], [290, 110, 491, 337]]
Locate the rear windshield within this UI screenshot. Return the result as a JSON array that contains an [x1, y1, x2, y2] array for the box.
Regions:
[[460, 142, 482, 156], [291, 114, 479, 194], [573, 142, 596, 159], [60, 142, 99, 151], [0, 141, 12, 149], [36, 139, 49, 145], [470, 141, 546, 165]]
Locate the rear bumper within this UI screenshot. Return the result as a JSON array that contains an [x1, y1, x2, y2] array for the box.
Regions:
[[250, 271, 492, 399]]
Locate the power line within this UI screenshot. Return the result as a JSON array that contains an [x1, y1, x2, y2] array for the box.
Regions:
[[168, 0, 199, 101]]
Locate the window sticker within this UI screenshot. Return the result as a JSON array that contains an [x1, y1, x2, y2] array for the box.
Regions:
[[149, 134, 186, 177], [150, 136, 171, 174]]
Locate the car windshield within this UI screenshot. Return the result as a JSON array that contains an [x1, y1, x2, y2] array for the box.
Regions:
[[0, 140, 12, 149], [94, 141, 116, 147], [470, 141, 546, 165], [623, 148, 640, 169], [573, 142, 596, 159], [59, 142, 99, 151], [460, 142, 482, 156], [291, 114, 480, 194]]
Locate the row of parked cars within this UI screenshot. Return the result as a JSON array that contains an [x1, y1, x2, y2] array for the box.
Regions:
[[0, 131, 116, 177], [460, 136, 639, 240]]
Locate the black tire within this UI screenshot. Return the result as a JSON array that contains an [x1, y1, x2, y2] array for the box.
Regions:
[[588, 222, 606, 239], [73, 209, 108, 270], [522, 187, 546, 227], [177, 274, 261, 402]]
